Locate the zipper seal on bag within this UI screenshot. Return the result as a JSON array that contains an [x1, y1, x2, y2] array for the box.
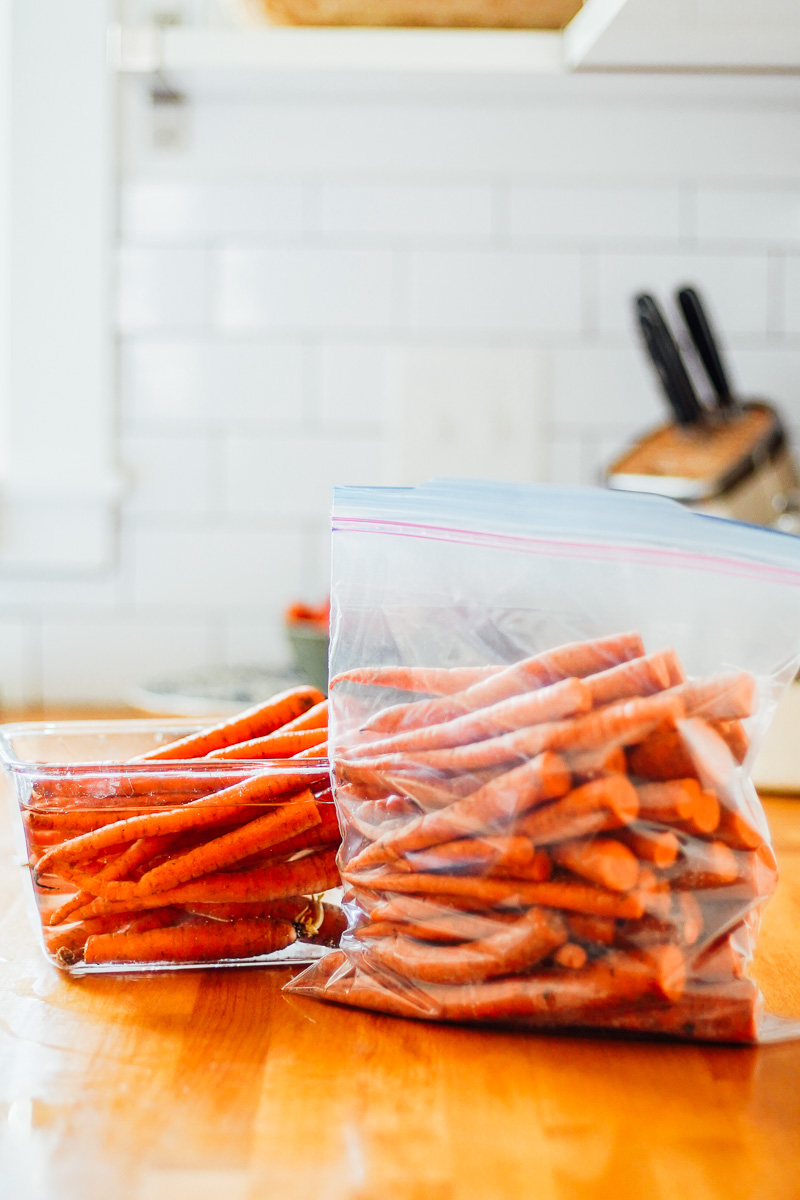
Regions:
[[331, 514, 800, 588]]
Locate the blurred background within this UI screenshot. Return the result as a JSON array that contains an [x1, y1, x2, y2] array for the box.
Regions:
[[1, 0, 800, 711]]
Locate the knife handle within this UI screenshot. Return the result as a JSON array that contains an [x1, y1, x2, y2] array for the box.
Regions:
[[635, 293, 705, 427], [677, 286, 735, 410]]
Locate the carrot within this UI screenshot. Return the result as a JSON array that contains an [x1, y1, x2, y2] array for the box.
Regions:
[[293, 741, 329, 758], [84, 918, 297, 965], [567, 745, 628, 781], [133, 685, 325, 761], [636, 778, 704, 825], [668, 839, 739, 890], [363, 898, 516, 944], [347, 870, 644, 919], [46, 833, 179, 926], [274, 698, 329, 734], [569, 979, 760, 1043], [714, 719, 749, 764], [668, 673, 756, 722], [514, 774, 639, 846], [582, 649, 680, 707], [554, 943, 588, 969], [330, 664, 500, 695], [364, 906, 568, 985], [552, 837, 640, 893], [621, 825, 680, 869], [690, 932, 746, 982], [673, 719, 769, 851], [627, 726, 694, 782], [567, 912, 616, 946], [400, 835, 537, 878], [69, 846, 341, 919], [346, 677, 592, 761], [133, 792, 322, 897], [183, 897, 316, 924], [370, 691, 685, 775], [205, 727, 327, 761], [361, 633, 646, 736], [347, 752, 570, 870], [35, 771, 317, 873]]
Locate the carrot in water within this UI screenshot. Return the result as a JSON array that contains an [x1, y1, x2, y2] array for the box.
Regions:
[[361, 633, 646, 735], [133, 685, 325, 761], [346, 676, 592, 760], [365, 905, 568, 985], [84, 918, 297, 965], [347, 752, 570, 870]]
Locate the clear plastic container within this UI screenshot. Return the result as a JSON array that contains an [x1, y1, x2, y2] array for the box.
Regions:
[[0, 719, 340, 975]]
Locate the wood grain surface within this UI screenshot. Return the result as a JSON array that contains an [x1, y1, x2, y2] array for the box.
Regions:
[[1, 711, 799, 1199]]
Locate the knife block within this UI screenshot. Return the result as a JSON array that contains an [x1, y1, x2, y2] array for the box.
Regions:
[[605, 403, 799, 527]]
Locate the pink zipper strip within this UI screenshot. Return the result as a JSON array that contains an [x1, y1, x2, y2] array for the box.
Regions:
[[332, 515, 800, 587]]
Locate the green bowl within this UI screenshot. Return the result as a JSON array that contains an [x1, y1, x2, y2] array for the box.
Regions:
[[286, 624, 329, 695]]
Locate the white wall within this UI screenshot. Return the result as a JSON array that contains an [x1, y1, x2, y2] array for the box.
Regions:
[[1, 64, 800, 705]]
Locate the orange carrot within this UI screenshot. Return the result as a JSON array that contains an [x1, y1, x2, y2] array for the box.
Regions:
[[365, 905, 568, 985], [35, 771, 320, 873], [293, 741, 329, 759], [365, 896, 516, 943], [515, 774, 639, 846], [567, 912, 616, 946], [205, 727, 327, 761], [674, 719, 769, 851], [367, 691, 685, 775], [84, 918, 297, 964], [400, 835, 537, 877], [668, 673, 756, 722], [361, 632, 646, 735], [554, 943, 588, 969], [347, 676, 592, 761], [347, 870, 644, 919], [668, 839, 739, 890], [274, 698, 329, 734], [567, 745, 628, 781], [184, 897, 316, 924], [347, 752, 570, 870], [552, 837, 640, 893], [330, 664, 500, 695], [69, 846, 341, 919], [582, 649, 680, 707], [133, 685, 325, 761], [621, 825, 680, 869]]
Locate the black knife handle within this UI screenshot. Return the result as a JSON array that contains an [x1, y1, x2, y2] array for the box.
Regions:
[[677, 286, 734, 409], [635, 293, 705, 427]]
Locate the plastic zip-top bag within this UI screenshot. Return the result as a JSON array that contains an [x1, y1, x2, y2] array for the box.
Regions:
[[287, 481, 800, 1041]]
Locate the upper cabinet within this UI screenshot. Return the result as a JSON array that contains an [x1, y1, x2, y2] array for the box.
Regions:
[[111, 0, 800, 74]]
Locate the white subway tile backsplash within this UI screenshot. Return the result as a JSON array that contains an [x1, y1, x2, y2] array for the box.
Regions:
[[41, 614, 211, 703], [726, 346, 800, 424], [121, 180, 307, 241], [130, 524, 305, 609], [510, 184, 682, 243], [784, 256, 800, 334], [120, 432, 216, 516], [319, 343, 392, 427], [120, 338, 306, 428], [216, 246, 395, 331], [550, 345, 663, 428], [225, 435, 388, 517], [0, 619, 41, 707], [409, 250, 582, 333], [117, 247, 211, 331], [321, 181, 495, 241], [595, 252, 770, 336], [697, 188, 800, 244]]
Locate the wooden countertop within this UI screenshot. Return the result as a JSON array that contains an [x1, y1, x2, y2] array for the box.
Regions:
[[1, 711, 800, 1199]]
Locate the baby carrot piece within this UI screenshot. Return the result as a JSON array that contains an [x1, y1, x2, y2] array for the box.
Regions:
[[515, 774, 639, 846], [567, 745, 628, 781], [627, 726, 696, 782], [552, 838, 640, 893], [567, 912, 616, 946], [205, 727, 327, 761], [362, 632, 646, 735], [366, 906, 568, 985], [674, 719, 769, 851], [669, 839, 739, 890], [582, 650, 678, 707], [348, 871, 644, 919], [713, 719, 749, 764], [636, 778, 702, 824], [621, 825, 680, 869], [330, 664, 500, 695], [347, 752, 570, 871], [84, 918, 297, 965], [347, 677, 592, 761], [554, 943, 588, 969], [133, 792, 322, 897], [133, 684, 325, 761]]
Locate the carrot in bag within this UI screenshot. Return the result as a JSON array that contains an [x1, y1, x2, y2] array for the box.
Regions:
[[284, 481, 800, 1042]]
